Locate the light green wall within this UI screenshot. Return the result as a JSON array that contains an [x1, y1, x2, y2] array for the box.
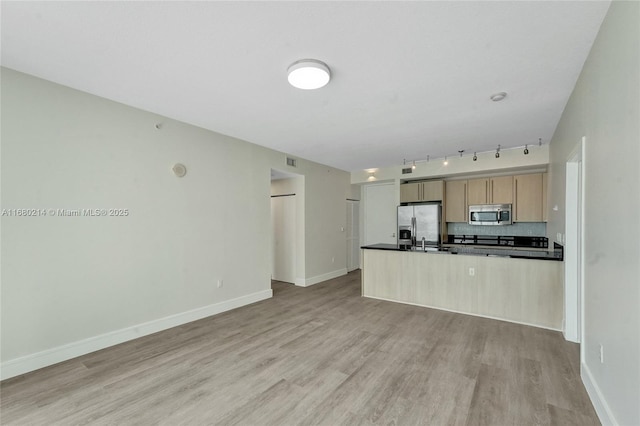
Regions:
[[1, 68, 349, 370], [547, 1, 639, 424]]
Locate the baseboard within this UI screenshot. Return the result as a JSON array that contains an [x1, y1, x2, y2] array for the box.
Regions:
[[0, 289, 273, 381], [581, 362, 617, 426], [362, 294, 562, 332], [296, 268, 348, 287]]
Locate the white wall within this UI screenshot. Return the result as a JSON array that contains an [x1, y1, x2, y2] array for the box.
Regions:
[[547, 2, 639, 424], [0, 68, 349, 377]]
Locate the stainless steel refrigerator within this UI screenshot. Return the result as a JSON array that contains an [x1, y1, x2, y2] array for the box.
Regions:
[[398, 203, 441, 247]]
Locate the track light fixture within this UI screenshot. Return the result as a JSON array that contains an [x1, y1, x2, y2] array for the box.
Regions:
[[473, 152, 477, 161], [443, 156, 448, 166], [495, 145, 501, 159], [524, 145, 529, 155], [412, 161, 416, 170], [458, 150, 464, 157]]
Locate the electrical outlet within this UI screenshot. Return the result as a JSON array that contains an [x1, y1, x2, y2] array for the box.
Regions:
[[469, 267, 475, 276], [599, 344, 604, 363], [217, 279, 223, 289]]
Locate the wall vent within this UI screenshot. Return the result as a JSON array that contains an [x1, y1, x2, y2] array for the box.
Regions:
[[286, 157, 297, 167], [402, 167, 413, 174]]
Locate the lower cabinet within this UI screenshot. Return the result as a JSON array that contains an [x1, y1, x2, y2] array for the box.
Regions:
[[362, 249, 562, 330]]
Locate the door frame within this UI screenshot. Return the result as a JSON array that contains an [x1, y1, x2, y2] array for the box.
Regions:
[[346, 199, 360, 271], [564, 137, 585, 345]]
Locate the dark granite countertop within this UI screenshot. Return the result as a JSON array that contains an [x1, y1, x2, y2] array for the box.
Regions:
[[361, 243, 563, 261]]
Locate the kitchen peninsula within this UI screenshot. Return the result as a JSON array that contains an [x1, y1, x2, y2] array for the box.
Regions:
[[361, 239, 563, 330]]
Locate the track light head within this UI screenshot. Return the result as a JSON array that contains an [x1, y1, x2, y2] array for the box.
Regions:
[[495, 144, 501, 159], [473, 152, 477, 161], [524, 145, 529, 155]]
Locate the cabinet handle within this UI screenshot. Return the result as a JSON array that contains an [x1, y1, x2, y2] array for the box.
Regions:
[[490, 180, 493, 203]]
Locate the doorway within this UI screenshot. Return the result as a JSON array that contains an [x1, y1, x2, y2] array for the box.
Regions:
[[564, 137, 585, 345], [271, 194, 296, 283], [271, 169, 302, 285]]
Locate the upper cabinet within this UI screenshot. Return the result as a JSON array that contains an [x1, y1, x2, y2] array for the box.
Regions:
[[490, 176, 514, 205], [542, 173, 548, 222], [445, 180, 467, 223], [443, 172, 546, 223], [467, 176, 513, 205], [467, 178, 489, 205], [400, 180, 444, 203], [514, 173, 543, 222]]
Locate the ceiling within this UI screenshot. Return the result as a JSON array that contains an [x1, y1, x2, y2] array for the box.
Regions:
[[1, 1, 610, 172]]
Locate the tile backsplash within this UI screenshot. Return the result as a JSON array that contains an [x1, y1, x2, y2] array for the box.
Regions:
[[447, 222, 546, 237]]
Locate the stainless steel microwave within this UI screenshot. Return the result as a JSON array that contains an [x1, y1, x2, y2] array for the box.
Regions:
[[468, 204, 512, 225]]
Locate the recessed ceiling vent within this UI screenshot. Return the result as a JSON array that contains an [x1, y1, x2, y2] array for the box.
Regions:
[[286, 157, 297, 167], [402, 167, 413, 174]]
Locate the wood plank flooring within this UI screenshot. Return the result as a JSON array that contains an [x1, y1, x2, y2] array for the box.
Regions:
[[0, 270, 599, 425]]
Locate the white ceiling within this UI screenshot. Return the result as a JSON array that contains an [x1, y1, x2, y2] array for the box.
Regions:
[[1, 1, 610, 172]]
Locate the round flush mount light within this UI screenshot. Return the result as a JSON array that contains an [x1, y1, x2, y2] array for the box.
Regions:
[[490, 92, 507, 102], [287, 59, 331, 90]]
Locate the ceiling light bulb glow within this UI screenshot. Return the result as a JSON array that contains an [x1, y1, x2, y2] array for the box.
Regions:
[[443, 157, 448, 166], [287, 59, 331, 90]]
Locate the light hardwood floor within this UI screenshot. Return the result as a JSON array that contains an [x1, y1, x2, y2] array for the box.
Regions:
[[1, 270, 599, 425]]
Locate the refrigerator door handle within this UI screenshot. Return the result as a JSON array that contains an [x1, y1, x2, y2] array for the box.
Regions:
[[411, 217, 416, 246]]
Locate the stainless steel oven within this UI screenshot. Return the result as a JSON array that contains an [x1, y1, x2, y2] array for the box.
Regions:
[[468, 204, 512, 225]]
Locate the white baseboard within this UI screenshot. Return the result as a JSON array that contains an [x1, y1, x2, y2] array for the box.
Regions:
[[581, 362, 617, 426], [296, 268, 347, 287], [0, 289, 272, 381]]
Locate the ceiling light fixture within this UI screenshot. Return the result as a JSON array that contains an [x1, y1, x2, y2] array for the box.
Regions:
[[412, 161, 416, 170], [287, 59, 331, 90], [473, 152, 477, 161], [495, 145, 501, 158], [524, 145, 529, 155], [443, 156, 448, 166], [490, 92, 507, 102], [458, 150, 464, 157]]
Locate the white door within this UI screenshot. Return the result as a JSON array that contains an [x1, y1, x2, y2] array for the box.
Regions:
[[364, 183, 397, 245], [271, 195, 296, 283], [346, 200, 360, 271]]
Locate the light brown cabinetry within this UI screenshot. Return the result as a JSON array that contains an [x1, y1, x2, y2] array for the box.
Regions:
[[542, 172, 548, 222], [467, 178, 489, 205], [400, 180, 444, 203], [490, 176, 514, 204], [467, 176, 513, 205], [514, 173, 543, 222], [445, 180, 467, 223], [362, 249, 562, 330]]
